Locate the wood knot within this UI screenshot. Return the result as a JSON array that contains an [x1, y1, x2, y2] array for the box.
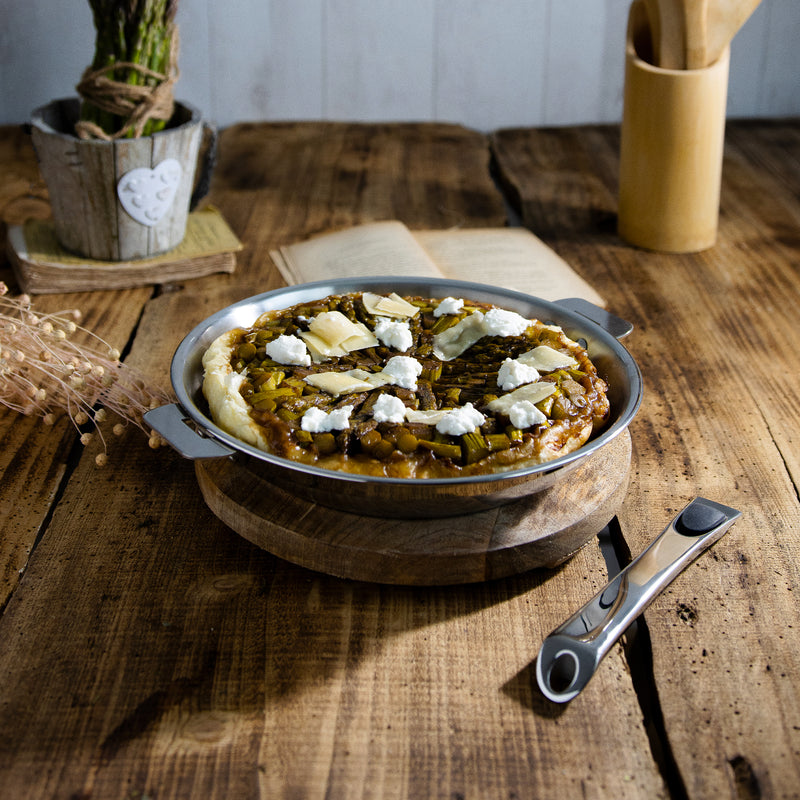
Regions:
[[151, 710, 242, 755], [178, 711, 235, 746], [728, 755, 761, 799], [193, 573, 256, 602], [210, 573, 255, 594], [676, 601, 697, 624]]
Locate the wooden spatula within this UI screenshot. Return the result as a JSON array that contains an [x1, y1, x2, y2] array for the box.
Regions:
[[703, 0, 761, 67], [684, 0, 710, 69], [644, 0, 687, 69]]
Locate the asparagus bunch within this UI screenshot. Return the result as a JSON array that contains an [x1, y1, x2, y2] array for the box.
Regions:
[[79, 0, 179, 138]]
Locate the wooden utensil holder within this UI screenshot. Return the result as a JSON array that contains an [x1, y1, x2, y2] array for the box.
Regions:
[[618, 3, 730, 253]]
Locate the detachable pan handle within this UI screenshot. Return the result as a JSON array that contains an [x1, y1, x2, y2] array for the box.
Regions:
[[536, 497, 741, 703]]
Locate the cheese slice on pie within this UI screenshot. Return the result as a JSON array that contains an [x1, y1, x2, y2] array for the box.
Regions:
[[518, 345, 578, 372], [304, 372, 375, 396], [362, 292, 420, 318]]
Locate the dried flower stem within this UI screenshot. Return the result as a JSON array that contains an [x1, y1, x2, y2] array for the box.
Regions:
[[0, 282, 173, 464]]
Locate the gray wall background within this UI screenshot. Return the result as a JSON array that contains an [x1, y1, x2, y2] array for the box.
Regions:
[[2, 0, 798, 131]]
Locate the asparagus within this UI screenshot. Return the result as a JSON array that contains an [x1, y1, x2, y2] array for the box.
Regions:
[[79, 0, 179, 138]]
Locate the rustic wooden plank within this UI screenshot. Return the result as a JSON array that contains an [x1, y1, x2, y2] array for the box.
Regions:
[[0, 127, 163, 607], [0, 431, 666, 799], [0, 300, 665, 799], [0, 410, 74, 606], [165, 120, 511, 308], [492, 118, 800, 798], [491, 125, 622, 244], [0, 125, 51, 229], [212, 121, 508, 246], [0, 286, 160, 607], [0, 122, 668, 798]]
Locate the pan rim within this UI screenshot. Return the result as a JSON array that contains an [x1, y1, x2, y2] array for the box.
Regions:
[[170, 276, 643, 488]]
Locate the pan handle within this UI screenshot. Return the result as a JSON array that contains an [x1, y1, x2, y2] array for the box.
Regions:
[[144, 403, 235, 460], [535, 497, 741, 703], [555, 298, 634, 340]]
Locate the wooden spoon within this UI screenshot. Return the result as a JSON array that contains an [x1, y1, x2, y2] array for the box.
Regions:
[[704, 0, 761, 67], [641, 0, 663, 63], [684, 0, 710, 70], [645, 0, 687, 69]]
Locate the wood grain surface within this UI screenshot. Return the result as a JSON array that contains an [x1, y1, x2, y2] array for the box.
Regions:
[[1, 117, 799, 799], [195, 431, 631, 585], [493, 118, 800, 798]]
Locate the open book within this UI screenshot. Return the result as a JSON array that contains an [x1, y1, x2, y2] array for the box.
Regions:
[[270, 220, 604, 307]]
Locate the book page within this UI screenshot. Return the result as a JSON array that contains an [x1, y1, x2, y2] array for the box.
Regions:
[[271, 220, 442, 285], [413, 228, 605, 306], [271, 220, 604, 308]]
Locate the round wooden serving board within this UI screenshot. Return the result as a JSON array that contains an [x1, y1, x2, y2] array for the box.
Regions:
[[195, 430, 631, 585]]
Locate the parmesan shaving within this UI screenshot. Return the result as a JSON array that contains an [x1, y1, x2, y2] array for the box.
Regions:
[[517, 345, 578, 372], [304, 372, 374, 396], [362, 292, 420, 319], [486, 382, 557, 415]]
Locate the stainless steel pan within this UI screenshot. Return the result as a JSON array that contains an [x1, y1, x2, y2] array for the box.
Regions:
[[146, 277, 643, 518]]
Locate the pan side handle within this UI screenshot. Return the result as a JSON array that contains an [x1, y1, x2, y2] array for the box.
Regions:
[[144, 403, 235, 460], [555, 298, 634, 341]]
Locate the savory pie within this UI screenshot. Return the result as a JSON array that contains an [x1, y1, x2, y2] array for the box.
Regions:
[[202, 291, 610, 478]]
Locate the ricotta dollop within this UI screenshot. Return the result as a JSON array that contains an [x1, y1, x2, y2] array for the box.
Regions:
[[435, 403, 485, 435], [381, 356, 423, 390], [265, 334, 312, 366], [433, 296, 464, 317], [301, 405, 354, 433], [373, 317, 413, 351], [372, 393, 407, 423], [497, 357, 540, 391], [508, 400, 547, 429]]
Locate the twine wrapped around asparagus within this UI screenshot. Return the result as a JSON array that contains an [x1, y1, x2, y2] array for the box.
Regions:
[[75, 0, 180, 140]]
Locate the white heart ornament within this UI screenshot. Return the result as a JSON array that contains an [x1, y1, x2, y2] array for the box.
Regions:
[[117, 158, 182, 226]]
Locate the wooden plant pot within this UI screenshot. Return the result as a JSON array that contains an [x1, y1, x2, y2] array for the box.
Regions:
[[31, 99, 205, 262], [617, 4, 730, 253]]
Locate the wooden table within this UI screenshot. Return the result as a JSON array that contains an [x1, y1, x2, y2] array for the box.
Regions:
[[1, 118, 799, 798]]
